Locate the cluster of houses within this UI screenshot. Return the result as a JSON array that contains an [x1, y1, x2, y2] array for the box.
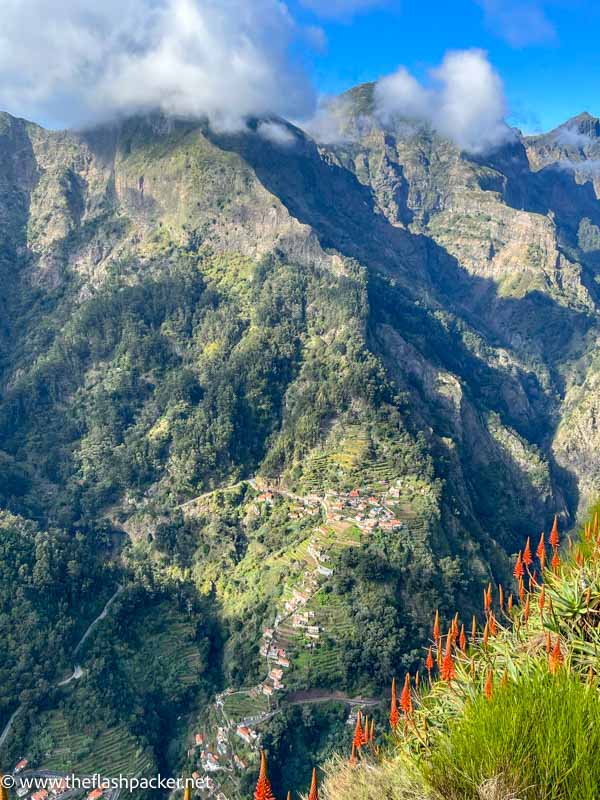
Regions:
[[325, 487, 405, 533], [260, 627, 291, 696], [235, 725, 258, 751], [307, 541, 334, 577], [189, 732, 226, 776], [188, 480, 407, 799], [258, 542, 335, 698], [188, 719, 257, 797], [13, 761, 75, 800], [12, 761, 105, 800]]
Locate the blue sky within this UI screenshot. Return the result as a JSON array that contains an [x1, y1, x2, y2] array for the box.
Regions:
[[0, 0, 597, 134], [289, 0, 600, 132]]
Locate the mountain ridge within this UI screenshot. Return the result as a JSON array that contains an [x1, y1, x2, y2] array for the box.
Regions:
[[2, 94, 600, 795]]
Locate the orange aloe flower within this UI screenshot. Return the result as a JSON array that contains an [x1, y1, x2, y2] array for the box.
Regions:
[[514, 552, 524, 580], [450, 613, 459, 643], [523, 537, 533, 568], [426, 646, 434, 675], [400, 674, 413, 716], [489, 613, 498, 637], [551, 549, 561, 573], [471, 615, 477, 645], [539, 585, 546, 614], [353, 712, 363, 750], [536, 531, 546, 568], [254, 752, 277, 800], [459, 624, 467, 652], [484, 669, 494, 701], [349, 743, 357, 765], [361, 716, 369, 746], [484, 583, 492, 613], [433, 609, 441, 642], [508, 594, 514, 613], [549, 638, 564, 673], [441, 633, 456, 682], [308, 769, 319, 800], [549, 516, 559, 549], [389, 679, 399, 729]]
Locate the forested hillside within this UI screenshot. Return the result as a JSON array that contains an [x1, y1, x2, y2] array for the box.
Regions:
[[2, 97, 600, 795]]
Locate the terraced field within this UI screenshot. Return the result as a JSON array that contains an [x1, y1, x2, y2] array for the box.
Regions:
[[300, 426, 369, 492], [123, 604, 205, 690], [40, 714, 155, 778], [300, 424, 403, 493], [222, 691, 270, 722]]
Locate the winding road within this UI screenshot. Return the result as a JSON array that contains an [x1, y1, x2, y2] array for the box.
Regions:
[[0, 585, 124, 751], [73, 586, 124, 656]]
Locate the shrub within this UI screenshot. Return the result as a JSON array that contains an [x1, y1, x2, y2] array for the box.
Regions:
[[427, 669, 600, 800]]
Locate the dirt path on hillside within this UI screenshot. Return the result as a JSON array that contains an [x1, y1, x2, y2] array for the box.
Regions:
[[286, 689, 382, 706]]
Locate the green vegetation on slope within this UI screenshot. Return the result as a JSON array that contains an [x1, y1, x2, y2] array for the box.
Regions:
[[320, 508, 600, 800], [4, 106, 600, 797], [429, 672, 600, 800], [0, 512, 114, 724]]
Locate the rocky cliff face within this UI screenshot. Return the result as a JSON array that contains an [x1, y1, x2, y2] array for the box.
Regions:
[[5, 93, 600, 797], [1, 95, 600, 546], [317, 88, 600, 520]]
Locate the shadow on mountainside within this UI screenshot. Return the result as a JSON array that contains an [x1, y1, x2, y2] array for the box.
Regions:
[[469, 139, 600, 239], [209, 124, 586, 533], [4, 114, 583, 540]]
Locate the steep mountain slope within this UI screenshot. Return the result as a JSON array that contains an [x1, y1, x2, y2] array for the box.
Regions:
[[320, 510, 600, 800], [320, 86, 600, 518], [1, 96, 600, 794]]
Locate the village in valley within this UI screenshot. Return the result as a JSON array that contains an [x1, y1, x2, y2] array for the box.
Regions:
[[181, 475, 423, 800], [3, 452, 432, 800]]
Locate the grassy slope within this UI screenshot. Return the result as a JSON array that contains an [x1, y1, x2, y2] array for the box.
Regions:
[[320, 505, 600, 800]]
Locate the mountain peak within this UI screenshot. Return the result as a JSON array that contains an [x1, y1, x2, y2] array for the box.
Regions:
[[555, 111, 600, 140]]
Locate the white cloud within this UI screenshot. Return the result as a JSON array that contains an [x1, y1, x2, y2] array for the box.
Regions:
[[299, 0, 390, 19], [257, 120, 297, 146], [0, 0, 316, 130], [475, 0, 556, 47], [554, 127, 593, 149], [558, 159, 600, 176], [375, 49, 514, 154], [302, 100, 349, 144]]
